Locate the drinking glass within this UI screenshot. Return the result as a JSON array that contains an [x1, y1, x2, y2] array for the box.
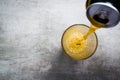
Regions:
[[61, 24, 98, 60]]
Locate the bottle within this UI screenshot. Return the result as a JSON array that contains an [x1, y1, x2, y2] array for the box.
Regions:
[[86, 0, 120, 27]]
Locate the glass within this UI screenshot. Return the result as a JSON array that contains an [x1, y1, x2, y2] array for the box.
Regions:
[[61, 24, 98, 60]]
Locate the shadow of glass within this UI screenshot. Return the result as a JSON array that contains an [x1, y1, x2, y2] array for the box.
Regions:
[[41, 48, 85, 80], [34, 48, 120, 80]]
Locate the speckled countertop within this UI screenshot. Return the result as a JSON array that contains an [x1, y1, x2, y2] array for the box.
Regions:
[[0, 0, 120, 80]]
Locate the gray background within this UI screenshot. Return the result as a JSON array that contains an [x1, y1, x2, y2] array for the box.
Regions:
[[0, 0, 120, 80]]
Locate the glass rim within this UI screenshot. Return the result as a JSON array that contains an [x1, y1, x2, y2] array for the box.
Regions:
[[61, 24, 98, 60]]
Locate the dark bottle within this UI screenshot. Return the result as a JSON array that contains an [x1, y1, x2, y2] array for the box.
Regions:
[[86, 0, 120, 27]]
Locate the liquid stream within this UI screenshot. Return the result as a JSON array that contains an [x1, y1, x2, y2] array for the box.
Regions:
[[76, 24, 99, 46], [84, 25, 99, 39]]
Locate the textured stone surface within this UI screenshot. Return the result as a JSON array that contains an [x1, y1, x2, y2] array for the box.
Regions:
[[0, 0, 120, 80]]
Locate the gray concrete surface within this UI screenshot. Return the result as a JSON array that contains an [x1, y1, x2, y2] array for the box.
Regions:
[[0, 0, 120, 80]]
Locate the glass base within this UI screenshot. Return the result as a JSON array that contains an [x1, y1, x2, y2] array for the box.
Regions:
[[61, 24, 98, 60]]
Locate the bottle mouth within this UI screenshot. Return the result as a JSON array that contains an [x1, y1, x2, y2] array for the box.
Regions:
[[93, 13, 109, 24], [86, 2, 120, 27]]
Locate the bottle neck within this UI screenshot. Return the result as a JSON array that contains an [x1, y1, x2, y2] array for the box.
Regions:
[[86, 2, 120, 27], [86, 0, 120, 12]]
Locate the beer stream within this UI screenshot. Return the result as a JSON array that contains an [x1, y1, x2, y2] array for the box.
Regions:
[[76, 24, 99, 46]]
